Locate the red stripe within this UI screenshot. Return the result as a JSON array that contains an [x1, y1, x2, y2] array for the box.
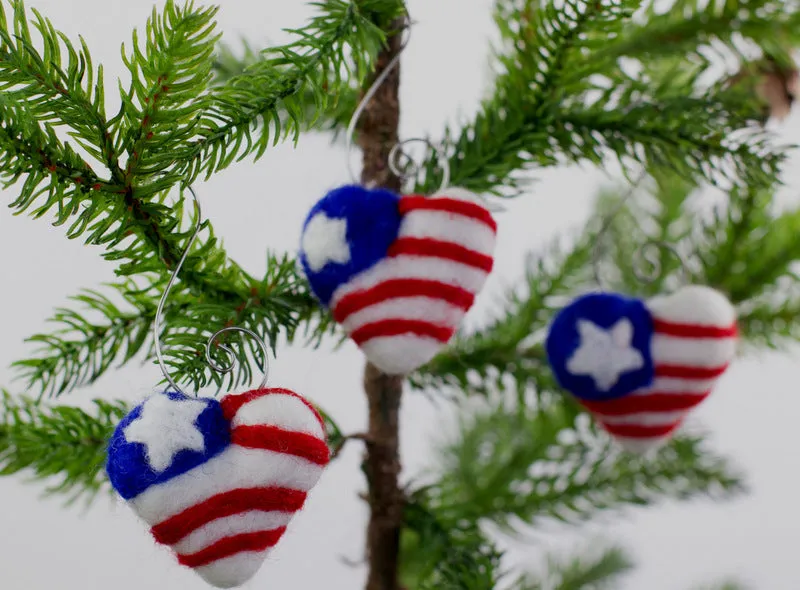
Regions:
[[231, 425, 330, 466], [350, 319, 454, 345], [581, 392, 709, 416], [655, 364, 729, 379], [332, 278, 474, 322], [653, 319, 738, 339], [388, 237, 493, 272], [601, 420, 681, 439], [220, 388, 325, 431], [399, 195, 497, 232], [151, 487, 306, 545], [177, 528, 286, 568]]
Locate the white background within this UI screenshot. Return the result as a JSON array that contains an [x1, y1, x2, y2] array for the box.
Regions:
[[1, 1, 799, 589]]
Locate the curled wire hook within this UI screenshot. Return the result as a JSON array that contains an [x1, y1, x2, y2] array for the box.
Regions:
[[591, 171, 690, 290], [344, 16, 451, 194], [153, 185, 269, 395]]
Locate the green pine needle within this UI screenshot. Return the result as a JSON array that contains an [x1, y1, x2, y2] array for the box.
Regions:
[[0, 391, 128, 505], [517, 545, 634, 590], [423, 398, 744, 532]]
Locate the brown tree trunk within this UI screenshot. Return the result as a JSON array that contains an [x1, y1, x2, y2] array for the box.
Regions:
[[356, 20, 405, 590]]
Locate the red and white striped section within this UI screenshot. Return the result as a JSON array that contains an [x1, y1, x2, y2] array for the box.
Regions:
[[580, 286, 738, 453], [330, 188, 497, 375], [130, 388, 329, 588]]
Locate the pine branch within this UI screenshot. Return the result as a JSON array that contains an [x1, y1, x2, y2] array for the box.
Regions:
[[516, 545, 633, 590], [697, 185, 800, 303], [11, 283, 156, 398], [412, 0, 787, 196], [212, 41, 360, 137], [178, 0, 405, 182], [0, 0, 117, 175], [13, 253, 333, 397], [401, 491, 504, 590], [412, 0, 637, 196], [423, 398, 744, 533], [598, 0, 800, 68], [0, 391, 128, 505], [119, 0, 220, 182]]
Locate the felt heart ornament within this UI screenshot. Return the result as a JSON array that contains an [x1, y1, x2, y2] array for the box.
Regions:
[[299, 184, 497, 375], [545, 285, 737, 452], [106, 388, 329, 588]]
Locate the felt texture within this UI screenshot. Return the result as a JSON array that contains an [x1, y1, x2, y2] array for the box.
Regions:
[[546, 292, 655, 400], [107, 388, 329, 588], [299, 184, 402, 305], [300, 186, 497, 375], [546, 286, 738, 453]]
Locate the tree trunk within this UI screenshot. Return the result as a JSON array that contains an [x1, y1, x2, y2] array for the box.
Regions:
[[356, 20, 405, 590]]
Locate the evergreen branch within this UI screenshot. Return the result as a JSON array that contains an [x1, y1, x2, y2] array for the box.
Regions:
[[0, 0, 117, 174], [11, 283, 161, 397], [415, 0, 785, 196], [401, 492, 504, 590], [553, 92, 781, 188], [697, 185, 800, 303], [212, 41, 358, 136], [598, 0, 800, 68], [516, 545, 633, 590], [13, 254, 332, 397], [178, 0, 406, 182], [424, 399, 743, 532], [119, 0, 220, 181], [416, 0, 635, 195], [0, 391, 128, 505]]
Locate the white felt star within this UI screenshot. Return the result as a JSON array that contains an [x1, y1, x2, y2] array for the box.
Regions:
[[565, 318, 644, 392], [302, 212, 351, 272], [123, 395, 209, 473]]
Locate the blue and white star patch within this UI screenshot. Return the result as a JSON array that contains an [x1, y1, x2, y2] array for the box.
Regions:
[[545, 292, 655, 400]]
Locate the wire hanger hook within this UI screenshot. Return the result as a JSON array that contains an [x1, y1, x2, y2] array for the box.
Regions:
[[591, 171, 690, 290], [153, 185, 269, 395], [344, 15, 451, 194]]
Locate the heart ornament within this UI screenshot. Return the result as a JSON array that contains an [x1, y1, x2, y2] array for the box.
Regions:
[[299, 184, 497, 375], [545, 285, 737, 452], [106, 388, 329, 588]]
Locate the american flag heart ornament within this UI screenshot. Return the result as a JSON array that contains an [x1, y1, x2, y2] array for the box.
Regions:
[[106, 388, 329, 588], [299, 184, 497, 375], [545, 285, 737, 453]]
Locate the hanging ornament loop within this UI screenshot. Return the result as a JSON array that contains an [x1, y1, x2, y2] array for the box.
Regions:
[[591, 172, 689, 290], [388, 138, 450, 193], [344, 16, 451, 194], [153, 185, 269, 395]]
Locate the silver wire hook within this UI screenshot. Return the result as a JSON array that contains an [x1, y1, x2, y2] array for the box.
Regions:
[[344, 16, 451, 193], [591, 171, 690, 290], [153, 185, 270, 395]]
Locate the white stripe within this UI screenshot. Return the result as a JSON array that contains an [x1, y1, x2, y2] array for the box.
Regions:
[[398, 210, 495, 256], [338, 297, 465, 333], [597, 410, 687, 426], [360, 335, 444, 375], [131, 447, 324, 524], [194, 550, 271, 588], [231, 393, 325, 438], [330, 256, 488, 307], [650, 333, 736, 368], [630, 376, 717, 395], [172, 510, 294, 555], [647, 285, 736, 326]]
